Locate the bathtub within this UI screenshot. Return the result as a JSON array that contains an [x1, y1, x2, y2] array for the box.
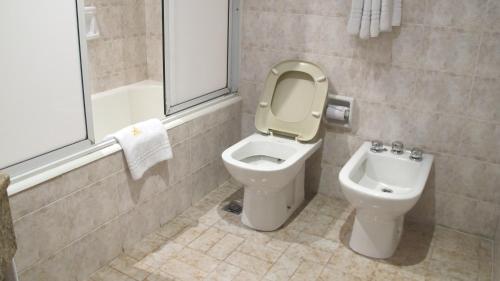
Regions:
[[91, 80, 165, 142]]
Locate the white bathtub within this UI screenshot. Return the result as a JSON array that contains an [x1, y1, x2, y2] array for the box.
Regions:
[[91, 80, 164, 142]]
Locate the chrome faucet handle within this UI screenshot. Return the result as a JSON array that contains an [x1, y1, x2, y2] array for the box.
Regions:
[[410, 147, 423, 161], [370, 140, 386, 152], [391, 141, 404, 154]]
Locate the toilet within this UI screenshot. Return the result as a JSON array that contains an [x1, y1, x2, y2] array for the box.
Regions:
[[222, 60, 328, 231]]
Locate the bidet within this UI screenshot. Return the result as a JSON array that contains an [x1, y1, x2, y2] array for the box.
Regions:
[[339, 141, 433, 258]]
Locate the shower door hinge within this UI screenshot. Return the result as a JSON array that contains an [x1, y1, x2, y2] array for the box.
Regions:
[[269, 129, 299, 141]]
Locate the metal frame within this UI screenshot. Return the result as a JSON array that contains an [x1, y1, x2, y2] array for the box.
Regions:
[[1, 0, 94, 178], [76, 0, 96, 144], [163, 0, 171, 114], [5, 141, 93, 183], [164, 0, 240, 115], [228, 0, 240, 92]]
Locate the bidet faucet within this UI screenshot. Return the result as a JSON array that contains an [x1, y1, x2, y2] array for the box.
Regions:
[[391, 141, 404, 154], [370, 140, 387, 152], [410, 148, 423, 161]]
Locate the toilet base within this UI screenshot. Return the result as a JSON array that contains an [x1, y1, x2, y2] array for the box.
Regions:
[[241, 165, 305, 231], [349, 210, 404, 259]]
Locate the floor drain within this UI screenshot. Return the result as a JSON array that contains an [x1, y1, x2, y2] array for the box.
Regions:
[[381, 188, 393, 193], [223, 200, 242, 214]]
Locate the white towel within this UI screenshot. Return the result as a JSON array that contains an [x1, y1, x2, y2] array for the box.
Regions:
[[380, 0, 393, 32], [359, 0, 372, 39], [106, 119, 172, 180], [392, 0, 402, 26], [370, 0, 381, 37], [347, 0, 364, 35]]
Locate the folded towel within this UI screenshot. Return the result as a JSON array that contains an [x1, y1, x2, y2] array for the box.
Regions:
[[348, 0, 364, 35], [106, 119, 172, 180], [359, 0, 372, 39], [370, 0, 381, 37], [380, 0, 392, 32], [392, 0, 402, 26]]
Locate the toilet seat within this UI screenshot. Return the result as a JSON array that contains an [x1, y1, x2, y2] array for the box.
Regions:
[[222, 133, 321, 174], [255, 60, 328, 142]]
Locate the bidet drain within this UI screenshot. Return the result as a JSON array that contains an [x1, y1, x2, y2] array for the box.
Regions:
[[223, 200, 242, 214], [381, 188, 393, 193]]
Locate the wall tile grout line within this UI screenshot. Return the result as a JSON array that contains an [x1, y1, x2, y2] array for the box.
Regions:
[[12, 167, 126, 223]]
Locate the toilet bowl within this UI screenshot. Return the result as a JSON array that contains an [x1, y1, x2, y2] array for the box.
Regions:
[[222, 60, 328, 231], [339, 142, 433, 258]]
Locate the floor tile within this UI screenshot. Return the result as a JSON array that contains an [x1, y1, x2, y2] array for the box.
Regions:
[[207, 233, 245, 260], [236, 270, 262, 281], [205, 262, 241, 281], [126, 233, 168, 260], [237, 239, 284, 263], [284, 243, 332, 265], [90, 266, 136, 281], [159, 259, 207, 281], [109, 254, 152, 280], [225, 251, 273, 277], [176, 247, 221, 273], [288, 261, 324, 281], [188, 227, 227, 252], [264, 254, 301, 281], [173, 223, 210, 245], [156, 217, 196, 239], [85, 183, 494, 281], [138, 242, 184, 269]]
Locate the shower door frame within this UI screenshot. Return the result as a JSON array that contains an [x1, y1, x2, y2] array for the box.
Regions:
[[163, 0, 241, 115], [2, 0, 95, 180]]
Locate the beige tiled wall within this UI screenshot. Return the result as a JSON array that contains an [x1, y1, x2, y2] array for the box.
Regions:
[[9, 101, 241, 281], [145, 0, 164, 82], [239, 0, 500, 238], [85, 0, 163, 94]]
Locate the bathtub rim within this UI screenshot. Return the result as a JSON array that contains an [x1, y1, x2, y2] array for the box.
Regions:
[[7, 94, 240, 197]]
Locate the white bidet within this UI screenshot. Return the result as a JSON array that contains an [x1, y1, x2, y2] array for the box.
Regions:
[[339, 141, 433, 258]]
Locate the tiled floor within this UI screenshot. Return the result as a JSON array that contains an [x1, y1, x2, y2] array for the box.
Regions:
[[87, 182, 493, 281]]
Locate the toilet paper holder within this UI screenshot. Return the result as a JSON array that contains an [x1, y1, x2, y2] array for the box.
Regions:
[[323, 94, 353, 129]]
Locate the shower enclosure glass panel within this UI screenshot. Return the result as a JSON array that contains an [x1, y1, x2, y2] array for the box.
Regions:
[[0, 0, 89, 169], [165, 0, 230, 114]]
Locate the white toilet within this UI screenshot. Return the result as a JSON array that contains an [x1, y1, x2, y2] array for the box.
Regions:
[[222, 60, 328, 231]]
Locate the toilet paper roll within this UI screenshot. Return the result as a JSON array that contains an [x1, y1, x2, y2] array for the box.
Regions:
[[326, 105, 348, 121]]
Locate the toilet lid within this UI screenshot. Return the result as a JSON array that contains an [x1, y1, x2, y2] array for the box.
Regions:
[[255, 60, 328, 142]]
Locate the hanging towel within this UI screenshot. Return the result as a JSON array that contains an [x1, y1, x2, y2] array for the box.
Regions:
[[370, 0, 381, 37], [347, 0, 364, 35], [380, 0, 393, 32], [359, 0, 372, 39], [392, 0, 402, 26], [106, 119, 172, 180]]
